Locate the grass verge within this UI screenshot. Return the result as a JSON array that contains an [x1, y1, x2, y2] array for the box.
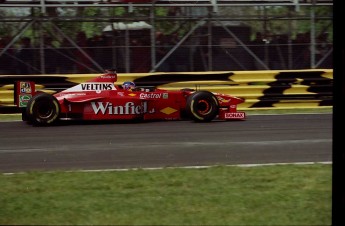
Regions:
[[0, 164, 331, 225]]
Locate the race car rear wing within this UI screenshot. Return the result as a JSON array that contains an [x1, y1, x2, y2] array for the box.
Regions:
[[14, 81, 36, 108]]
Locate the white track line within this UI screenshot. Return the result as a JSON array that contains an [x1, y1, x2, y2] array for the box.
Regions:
[[2, 161, 332, 175], [74, 161, 332, 173]]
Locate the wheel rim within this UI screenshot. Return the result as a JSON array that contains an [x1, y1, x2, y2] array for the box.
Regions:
[[36, 101, 54, 119], [196, 99, 212, 115]]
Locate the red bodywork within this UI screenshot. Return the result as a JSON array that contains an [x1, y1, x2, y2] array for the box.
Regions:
[[16, 71, 246, 123]]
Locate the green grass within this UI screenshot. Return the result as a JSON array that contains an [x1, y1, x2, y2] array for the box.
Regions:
[[0, 114, 22, 121], [0, 164, 331, 225]]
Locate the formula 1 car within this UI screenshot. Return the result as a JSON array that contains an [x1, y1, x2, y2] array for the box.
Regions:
[[14, 70, 246, 126]]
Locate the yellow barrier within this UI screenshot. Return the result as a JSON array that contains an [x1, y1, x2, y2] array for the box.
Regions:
[[0, 69, 333, 113]]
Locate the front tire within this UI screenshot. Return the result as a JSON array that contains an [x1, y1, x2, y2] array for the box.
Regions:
[[26, 93, 60, 126], [186, 91, 219, 122]]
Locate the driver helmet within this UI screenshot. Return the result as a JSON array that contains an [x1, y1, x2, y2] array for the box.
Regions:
[[122, 81, 136, 91]]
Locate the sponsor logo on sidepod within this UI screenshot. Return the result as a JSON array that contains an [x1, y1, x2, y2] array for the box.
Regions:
[[91, 102, 149, 115], [139, 93, 162, 99]]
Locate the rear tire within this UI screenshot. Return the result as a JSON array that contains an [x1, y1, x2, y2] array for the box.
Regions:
[[186, 91, 219, 122], [26, 93, 60, 126]]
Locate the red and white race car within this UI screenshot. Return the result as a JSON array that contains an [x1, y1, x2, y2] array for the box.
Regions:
[[15, 70, 246, 126]]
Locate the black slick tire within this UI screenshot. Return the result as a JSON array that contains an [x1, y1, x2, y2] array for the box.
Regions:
[[186, 91, 219, 122], [26, 93, 60, 126]]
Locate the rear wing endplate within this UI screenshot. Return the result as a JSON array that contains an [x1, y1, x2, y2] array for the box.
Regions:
[[14, 81, 35, 108]]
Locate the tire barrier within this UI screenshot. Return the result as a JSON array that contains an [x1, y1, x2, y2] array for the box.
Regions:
[[0, 69, 332, 113]]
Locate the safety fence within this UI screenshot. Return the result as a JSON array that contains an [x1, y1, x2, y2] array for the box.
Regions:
[[0, 69, 333, 113]]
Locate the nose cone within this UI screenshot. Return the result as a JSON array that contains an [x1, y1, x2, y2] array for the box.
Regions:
[[231, 96, 245, 105]]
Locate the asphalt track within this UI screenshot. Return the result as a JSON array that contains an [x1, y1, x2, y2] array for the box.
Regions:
[[0, 114, 332, 173]]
